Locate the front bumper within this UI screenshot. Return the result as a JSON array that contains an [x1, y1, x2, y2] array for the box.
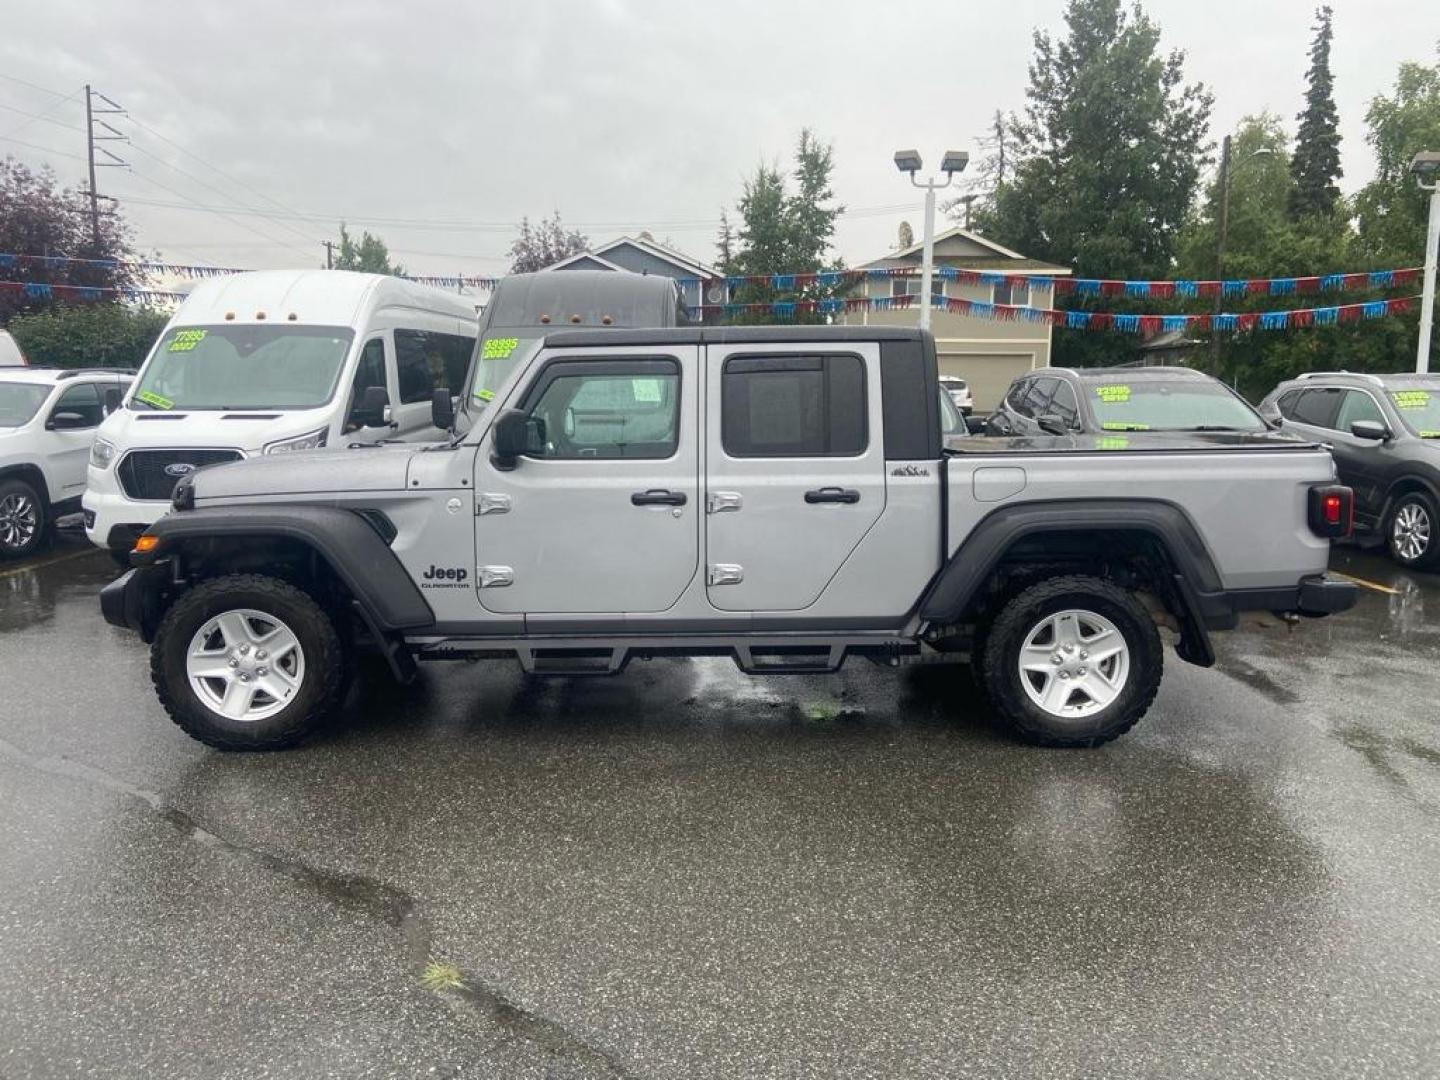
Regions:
[[83, 485, 165, 552], [100, 564, 170, 640]]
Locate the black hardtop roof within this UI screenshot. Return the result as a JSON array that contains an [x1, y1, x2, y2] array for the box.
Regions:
[[541, 326, 929, 348]]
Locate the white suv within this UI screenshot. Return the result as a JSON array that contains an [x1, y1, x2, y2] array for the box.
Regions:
[[940, 376, 973, 416], [0, 368, 132, 558]]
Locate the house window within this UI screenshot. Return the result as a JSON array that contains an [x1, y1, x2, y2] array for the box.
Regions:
[[993, 279, 1030, 307], [890, 276, 944, 298]]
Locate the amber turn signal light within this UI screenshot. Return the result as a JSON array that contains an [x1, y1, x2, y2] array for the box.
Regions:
[[132, 535, 160, 555]]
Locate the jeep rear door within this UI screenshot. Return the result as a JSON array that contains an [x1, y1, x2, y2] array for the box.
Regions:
[[703, 343, 885, 612], [473, 345, 700, 614]]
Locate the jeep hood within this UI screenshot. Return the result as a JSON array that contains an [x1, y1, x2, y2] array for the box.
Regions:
[[193, 445, 414, 501]]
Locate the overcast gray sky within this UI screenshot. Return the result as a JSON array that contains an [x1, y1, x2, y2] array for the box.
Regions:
[[2, 0, 1436, 286]]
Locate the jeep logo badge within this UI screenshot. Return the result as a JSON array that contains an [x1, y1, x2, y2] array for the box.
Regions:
[[164, 463, 198, 478]]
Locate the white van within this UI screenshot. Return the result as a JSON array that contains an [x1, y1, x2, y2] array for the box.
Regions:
[[84, 270, 477, 554]]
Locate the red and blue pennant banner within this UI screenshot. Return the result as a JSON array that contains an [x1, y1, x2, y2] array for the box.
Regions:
[[679, 265, 1423, 298], [685, 293, 1419, 332], [0, 253, 500, 292], [0, 279, 186, 303]]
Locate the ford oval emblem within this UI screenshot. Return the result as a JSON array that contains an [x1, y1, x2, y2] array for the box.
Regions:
[[163, 463, 198, 478]]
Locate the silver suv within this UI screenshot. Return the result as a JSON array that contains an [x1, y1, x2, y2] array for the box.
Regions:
[[1258, 371, 1440, 569]]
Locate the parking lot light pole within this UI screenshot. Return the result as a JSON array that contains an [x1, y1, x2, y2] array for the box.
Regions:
[[894, 150, 968, 331], [1412, 151, 1440, 374]]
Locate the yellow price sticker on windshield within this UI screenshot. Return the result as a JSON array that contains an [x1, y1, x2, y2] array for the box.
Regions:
[[1097, 436, 1130, 450], [1102, 421, 1150, 431], [481, 337, 519, 360], [473, 388, 495, 402], [167, 329, 207, 353], [1095, 384, 1131, 403], [137, 390, 174, 410], [1392, 390, 1431, 409], [1420, 430, 1440, 438]]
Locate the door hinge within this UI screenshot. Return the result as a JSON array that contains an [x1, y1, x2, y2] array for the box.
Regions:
[[706, 491, 743, 514], [478, 565, 514, 588], [707, 563, 744, 585], [476, 493, 511, 515]]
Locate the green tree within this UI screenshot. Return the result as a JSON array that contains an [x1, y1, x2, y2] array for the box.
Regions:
[[979, 0, 1212, 282], [0, 157, 140, 325], [1289, 6, 1343, 220], [507, 212, 588, 274], [8, 303, 167, 369], [334, 223, 404, 275], [1354, 54, 1440, 265], [724, 129, 844, 324]]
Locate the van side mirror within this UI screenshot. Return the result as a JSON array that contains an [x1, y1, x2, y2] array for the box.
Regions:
[[1350, 420, 1389, 441], [1036, 414, 1069, 436], [431, 387, 455, 432], [354, 385, 390, 429], [491, 408, 544, 470]]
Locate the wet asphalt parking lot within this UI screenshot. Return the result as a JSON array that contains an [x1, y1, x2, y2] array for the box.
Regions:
[[0, 527, 1437, 1079]]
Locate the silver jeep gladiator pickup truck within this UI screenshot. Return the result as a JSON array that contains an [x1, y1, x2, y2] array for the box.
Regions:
[[101, 326, 1357, 750]]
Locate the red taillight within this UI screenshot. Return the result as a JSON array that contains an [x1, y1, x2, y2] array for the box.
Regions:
[[1308, 485, 1353, 538]]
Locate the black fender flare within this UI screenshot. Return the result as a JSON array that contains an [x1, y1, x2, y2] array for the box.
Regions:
[[918, 498, 1227, 666], [131, 505, 435, 632]]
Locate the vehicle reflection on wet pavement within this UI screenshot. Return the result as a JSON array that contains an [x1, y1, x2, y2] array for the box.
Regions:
[[0, 531, 1436, 1078]]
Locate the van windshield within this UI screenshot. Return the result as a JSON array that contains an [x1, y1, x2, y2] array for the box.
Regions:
[[463, 332, 544, 417], [0, 382, 49, 426], [132, 325, 355, 411]]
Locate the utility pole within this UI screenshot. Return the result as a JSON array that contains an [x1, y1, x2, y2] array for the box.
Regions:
[[1211, 134, 1231, 370], [323, 241, 335, 269], [83, 86, 129, 245], [958, 194, 979, 230]]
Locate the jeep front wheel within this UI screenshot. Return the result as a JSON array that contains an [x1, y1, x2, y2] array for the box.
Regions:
[[151, 574, 346, 750], [979, 575, 1162, 747]]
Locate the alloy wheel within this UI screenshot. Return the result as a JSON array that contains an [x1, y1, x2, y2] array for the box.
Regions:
[[1017, 608, 1130, 719], [185, 608, 306, 722], [0, 492, 38, 552], [1393, 502, 1431, 564]]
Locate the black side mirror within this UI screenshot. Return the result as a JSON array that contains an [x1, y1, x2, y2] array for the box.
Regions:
[[46, 411, 89, 430], [1036, 414, 1069, 436], [354, 385, 390, 429], [1350, 420, 1389, 441], [103, 387, 122, 415], [431, 387, 455, 432], [491, 408, 544, 470]]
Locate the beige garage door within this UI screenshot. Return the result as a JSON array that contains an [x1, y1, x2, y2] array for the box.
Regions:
[[938, 353, 1035, 412]]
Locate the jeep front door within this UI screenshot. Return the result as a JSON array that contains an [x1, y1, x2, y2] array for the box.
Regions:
[[473, 348, 699, 614], [704, 345, 885, 612]]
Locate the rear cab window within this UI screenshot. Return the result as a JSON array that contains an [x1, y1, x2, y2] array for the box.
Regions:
[[721, 354, 866, 457]]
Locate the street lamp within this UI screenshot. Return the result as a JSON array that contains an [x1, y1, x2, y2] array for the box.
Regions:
[[894, 148, 969, 330], [1411, 150, 1440, 374], [1210, 134, 1276, 366]]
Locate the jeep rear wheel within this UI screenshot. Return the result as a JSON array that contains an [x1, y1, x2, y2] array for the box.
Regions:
[[1386, 492, 1440, 570], [979, 575, 1162, 747], [151, 574, 346, 750], [0, 478, 47, 559]]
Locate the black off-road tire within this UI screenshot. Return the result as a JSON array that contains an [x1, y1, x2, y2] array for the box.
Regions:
[[978, 575, 1163, 748], [1385, 490, 1440, 570], [151, 574, 346, 750], [0, 477, 49, 560]]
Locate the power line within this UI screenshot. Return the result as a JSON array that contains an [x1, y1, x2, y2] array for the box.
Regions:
[[0, 94, 84, 138], [120, 166, 317, 263], [0, 73, 70, 99], [0, 134, 86, 162]]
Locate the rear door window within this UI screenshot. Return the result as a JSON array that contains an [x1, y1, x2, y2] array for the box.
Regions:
[[1285, 387, 1344, 429]]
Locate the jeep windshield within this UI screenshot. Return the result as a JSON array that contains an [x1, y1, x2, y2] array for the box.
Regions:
[[131, 325, 355, 411], [0, 382, 50, 427], [1085, 378, 1266, 432], [462, 332, 544, 418], [1385, 381, 1440, 437]]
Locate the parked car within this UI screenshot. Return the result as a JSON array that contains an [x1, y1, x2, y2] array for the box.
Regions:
[[939, 384, 972, 450], [0, 329, 28, 367], [986, 365, 1270, 437], [0, 367, 132, 558], [83, 270, 479, 557], [103, 326, 1356, 752], [940, 376, 973, 415], [1258, 371, 1440, 569]]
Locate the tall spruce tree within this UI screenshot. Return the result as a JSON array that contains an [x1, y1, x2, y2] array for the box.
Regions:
[[1289, 5, 1343, 220]]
